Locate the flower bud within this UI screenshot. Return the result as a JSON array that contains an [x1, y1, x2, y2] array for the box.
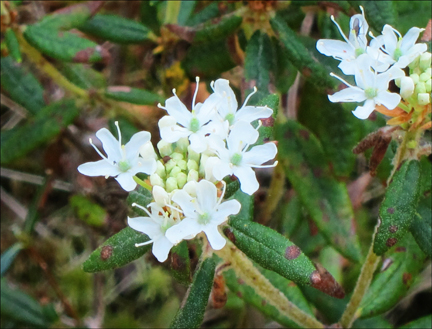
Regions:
[[169, 166, 182, 178], [187, 159, 199, 171], [175, 137, 189, 153], [157, 140, 173, 157], [410, 73, 420, 84], [418, 93, 430, 105], [165, 159, 176, 174], [395, 78, 402, 88], [420, 72, 430, 82], [171, 152, 184, 161], [419, 52, 431, 72], [150, 173, 164, 188], [176, 172, 187, 189], [199, 154, 209, 177], [139, 141, 157, 160], [156, 160, 166, 178], [415, 81, 426, 94], [400, 76, 415, 99], [408, 56, 420, 70], [165, 177, 178, 193], [425, 79, 431, 93], [187, 145, 200, 162], [187, 169, 199, 182]]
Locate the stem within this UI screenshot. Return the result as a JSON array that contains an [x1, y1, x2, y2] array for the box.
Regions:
[[215, 239, 324, 329], [339, 228, 380, 328], [15, 29, 89, 99], [133, 176, 152, 191]]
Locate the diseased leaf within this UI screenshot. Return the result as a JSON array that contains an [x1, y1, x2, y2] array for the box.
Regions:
[[170, 256, 216, 328], [373, 160, 422, 255], [275, 120, 362, 262], [170, 241, 191, 285]]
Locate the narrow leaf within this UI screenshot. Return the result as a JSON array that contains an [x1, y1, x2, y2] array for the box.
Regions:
[[410, 195, 431, 257], [5, 28, 22, 63], [170, 256, 216, 328], [105, 86, 164, 105], [69, 195, 107, 227], [255, 94, 278, 146], [373, 160, 422, 255], [59, 63, 106, 89], [1, 243, 24, 277], [275, 120, 362, 262], [170, 241, 191, 285], [399, 315, 432, 329]]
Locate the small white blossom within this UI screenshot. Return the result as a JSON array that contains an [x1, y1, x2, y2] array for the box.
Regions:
[[209, 121, 278, 195], [165, 180, 241, 250], [78, 122, 156, 191]]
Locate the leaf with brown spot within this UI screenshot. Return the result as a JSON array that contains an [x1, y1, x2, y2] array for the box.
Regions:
[[170, 241, 191, 286], [310, 263, 345, 299]]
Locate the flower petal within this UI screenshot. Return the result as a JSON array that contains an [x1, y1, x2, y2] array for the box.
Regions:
[[375, 90, 401, 110], [189, 132, 208, 153], [400, 27, 423, 53], [196, 180, 217, 213], [78, 160, 120, 177], [115, 172, 137, 191], [95, 128, 122, 161], [213, 199, 241, 225], [130, 158, 157, 176], [164, 95, 191, 127], [233, 166, 259, 195], [227, 121, 259, 152], [243, 143, 277, 166], [172, 190, 195, 218], [128, 216, 161, 238], [125, 131, 151, 159], [328, 87, 366, 103], [203, 225, 226, 250], [352, 99, 376, 119], [152, 237, 174, 262], [382, 24, 398, 57], [235, 106, 273, 124], [316, 39, 354, 60], [165, 218, 202, 244], [160, 125, 190, 143]]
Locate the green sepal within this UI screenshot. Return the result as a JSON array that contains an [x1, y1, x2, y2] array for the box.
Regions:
[[79, 14, 154, 44], [1, 99, 79, 164], [1, 56, 46, 115], [359, 233, 427, 318], [275, 120, 362, 262], [170, 256, 216, 328], [35, 1, 103, 30], [105, 86, 164, 105], [170, 241, 191, 285], [225, 220, 317, 287], [5, 28, 22, 63], [24, 25, 109, 63], [373, 160, 422, 255], [82, 227, 151, 273], [270, 14, 335, 92]]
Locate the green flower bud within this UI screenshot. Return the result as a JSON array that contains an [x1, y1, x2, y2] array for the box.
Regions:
[[176, 172, 187, 189], [150, 173, 165, 188], [420, 72, 430, 82], [169, 166, 182, 178], [175, 137, 189, 153], [166, 177, 178, 193], [425, 68, 432, 78], [165, 159, 176, 174], [171, 152, 184, 161], [418, 93, 430, 105], [419, 52, 431, 72], [157, 140, 173, 157], [187, 145, 200, 162], [156, 160, 166, 178], [395, 78, 401, 88], [415, 81, 426, 94], [407, 140, 417, 149], [425, 79, 431, 93], [199, 154, 209, 177], [410, 73, 420, 84], [187, 169, 199, 182], [409, 56, 420, 70], [187, 159, 199, 171], [176, 159, 187, 171], [400, 76, 415, 99]]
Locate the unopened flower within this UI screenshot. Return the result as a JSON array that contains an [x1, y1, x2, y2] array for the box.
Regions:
[[78, 122, 156, 191], [165, 180, 241, 250], [209, 121, 278, 195]]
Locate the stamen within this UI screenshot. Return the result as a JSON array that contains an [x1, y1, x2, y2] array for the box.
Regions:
[[192, 76, 200, 110], [255, 120, 263, 131], [216, 180, 226, 208], [135, 240, 154, 247], [165, 203, 184, 215], [157, 103, 166, 110], [132, 202, 153, 217], [331, 15, 351, 45], [89, 138, 109, 161], [250, 160, 279, 169], [239, 86, 258, 110], [330, 72, 356, 89], [210, 80, 215, 91], [114, 121, 122, 146]]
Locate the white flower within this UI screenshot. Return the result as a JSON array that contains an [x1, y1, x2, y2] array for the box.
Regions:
[[78, 122, 157, 191], [316, 7, 369, 75], [209, 121, 278, 195], [379, 25, 427, 68], [158, 77, 221, 153], [328, 54, 405, 119], [207, 79, 273, 127], [128, 202, 176, 262], [165, 180, 241, 250]]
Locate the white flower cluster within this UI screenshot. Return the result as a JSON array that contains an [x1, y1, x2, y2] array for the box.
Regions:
[[316, 7, 430, 119], [78, 78, 278, 262]]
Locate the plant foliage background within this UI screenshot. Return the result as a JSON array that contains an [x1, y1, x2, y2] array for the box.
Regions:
[[1, 1, 431, 328]]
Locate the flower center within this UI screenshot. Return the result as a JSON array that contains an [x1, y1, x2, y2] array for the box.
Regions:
[[118, 160, 131, 172], [355, 47, 365, 57], [190, 117, 200, 133], [365, 87, 378, 99], [198, 212, 211, 225], [231, 153, 243, 166], [225, 113, 235, 125], [394, 48, 402, 61]]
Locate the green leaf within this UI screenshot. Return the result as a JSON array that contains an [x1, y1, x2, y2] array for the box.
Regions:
[[177, 1, 196, 26], [255, 94, 278, 146], [419, 156, 432, 196], [394, 1, 431, 34], [82, 227, 151, 273], [69, 194, 107, 227], [126, 186, 153, 216], [244, 30, 274, 102], [59, 63, 106, 89], [24, 25, 109, 63], [270, 14, 335, 92], [1, 99, 79, 164], [225, 220, 318, 287], [275, 120, 362, 262], [170, 256, 216, 328], [5, 28, 22, 63], [352, 316, 393, 328], [170, 241, 191, 285], [272, 37, 297, 94], [35, 1, 104, 30], [298, 82, 362, 178], [223, 176, 240, 200], [349, 1, 396, 33], [373, 160, 422, 255], [409, 195, 431, 258], [187, 2, 220, 26], [399, 315, 432, 329], [79, 14, 154, 44], [228, 189, 254, 222], [140, 1, 160, 34], [359, 233, 427, 318], [182, 37, 237, 80], [1, 243, 24, 277], [1, 278, 50, 327], [105, 86, 164, 105], [1, 56, 46, 115]]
